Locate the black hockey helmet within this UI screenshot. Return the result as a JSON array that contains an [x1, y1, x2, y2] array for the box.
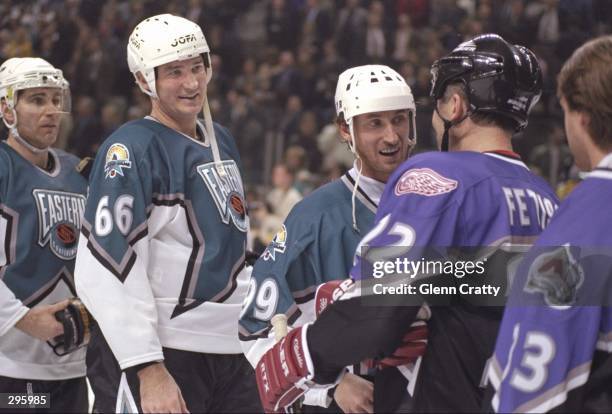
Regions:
[[430, 33, 542, 131]]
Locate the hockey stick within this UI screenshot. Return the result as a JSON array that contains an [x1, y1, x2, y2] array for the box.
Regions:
[[271, 314, 303, 414]]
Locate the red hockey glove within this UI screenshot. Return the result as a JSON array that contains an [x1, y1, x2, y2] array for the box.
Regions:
[[314, 279, 354, 317], [256, 325, 314, 413], [377, 320, 428, 368]]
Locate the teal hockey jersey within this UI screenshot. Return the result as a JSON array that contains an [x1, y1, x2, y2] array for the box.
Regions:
[[0, 143, 87, 380], [75, 118, 250, 370], [239, 169, 383, 408]]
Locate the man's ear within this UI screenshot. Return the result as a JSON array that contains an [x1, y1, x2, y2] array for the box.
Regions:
[[449, 92, 469, 122], [135, 72, 152, 94], [579, 111, 591, 132], [0, 99, 15, 124], [336, 119, 352, 144]]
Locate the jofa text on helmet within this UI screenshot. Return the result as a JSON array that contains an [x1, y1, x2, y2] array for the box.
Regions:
[[130, 37, 141, 50], [171, 34, 197, 48]]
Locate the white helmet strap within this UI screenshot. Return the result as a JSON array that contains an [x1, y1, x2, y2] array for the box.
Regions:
[[201, 93, 224, 176], [2, 109, 47, 154]]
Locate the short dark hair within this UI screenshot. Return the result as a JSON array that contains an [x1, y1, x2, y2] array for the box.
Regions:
[[558, 35, 612, 151], [442, 83, 518, 134]]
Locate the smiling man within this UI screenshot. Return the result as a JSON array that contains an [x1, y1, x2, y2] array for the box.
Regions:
[[253, 35, 560, 413], [74, 14, 260, 413], [0, 57, 89, 413], [239, 65, 418, 413]]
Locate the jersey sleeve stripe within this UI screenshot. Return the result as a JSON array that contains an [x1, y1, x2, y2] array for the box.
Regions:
[[293, 285, 317, 304], [238, 305, 302, 341], [513, 361, 591, 413], [81, 221, 142, 283], [0, 204, 18, 268]]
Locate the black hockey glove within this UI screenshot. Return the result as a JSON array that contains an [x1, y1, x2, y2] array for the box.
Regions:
[[47, 298, 93, 356]]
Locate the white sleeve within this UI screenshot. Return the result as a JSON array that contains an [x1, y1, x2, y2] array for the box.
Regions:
[[303, 387, 334, 408], [75, 232, 164, 370], [0, 203, 29, 337], [0, 280, 29, 337]]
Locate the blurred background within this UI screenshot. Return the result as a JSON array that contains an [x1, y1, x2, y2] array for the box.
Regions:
[[1, 0, 610, 251]]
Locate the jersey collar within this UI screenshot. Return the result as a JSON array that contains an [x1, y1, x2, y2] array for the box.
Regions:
[[347, 166, 386, 206], [145, 116, 210, 147], [587, 152, 612, 180], [483, 150, 528, 169]]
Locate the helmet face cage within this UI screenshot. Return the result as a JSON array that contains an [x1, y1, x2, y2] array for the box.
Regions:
[[429, 34, 542, 130], [127, 13, 211, 98], [335, 65, 417, 148], [0, 57, 71, 117]]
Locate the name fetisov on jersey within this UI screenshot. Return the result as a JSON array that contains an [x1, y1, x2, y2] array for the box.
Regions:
[[33, 189, 86, 260]]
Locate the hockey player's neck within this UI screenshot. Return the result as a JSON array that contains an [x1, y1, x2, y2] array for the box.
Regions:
[[449, 127, 512, 153], [7, 134, 49, 169], [585, 142, 610, 170], [150, 108, 197, 139]]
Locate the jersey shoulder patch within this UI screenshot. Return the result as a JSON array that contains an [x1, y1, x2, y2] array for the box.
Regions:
[[394, 167, 458, 197]]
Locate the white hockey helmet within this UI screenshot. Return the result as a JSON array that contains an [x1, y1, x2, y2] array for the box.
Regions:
[[0, 57, 70, 153], [0, 57, 71, 115], [127, 13, 211, 98], [334, 65, 417, 152]]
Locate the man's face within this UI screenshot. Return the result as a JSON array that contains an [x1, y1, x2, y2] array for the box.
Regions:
[[350, 109, 414, 182], [154, 56, 207, 122], [560, 96, 590, 170], [4, 87, 64, 150]]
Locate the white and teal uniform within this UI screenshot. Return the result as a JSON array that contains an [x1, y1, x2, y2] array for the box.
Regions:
[[75, 117, 250, 370], [239, 169, 383, 407], [0, 143, 87, 380]]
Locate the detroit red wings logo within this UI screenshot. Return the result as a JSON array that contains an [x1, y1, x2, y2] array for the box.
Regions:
[[394, 168, 458, 196]]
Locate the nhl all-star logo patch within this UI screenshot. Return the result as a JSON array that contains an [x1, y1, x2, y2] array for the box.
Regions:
[[104, 143, 132, 178], [263, 224, 288, 261], [197, 160, 248, 232], [394, 168, 458, 197], [33, 189, 86, 260]]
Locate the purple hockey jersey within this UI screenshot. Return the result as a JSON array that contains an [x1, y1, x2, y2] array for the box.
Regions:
[[348, 150, 559, 411], [488, 154, 612, 413]]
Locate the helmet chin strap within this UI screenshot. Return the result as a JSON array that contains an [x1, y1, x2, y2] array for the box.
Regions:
[[347, 119, 362, 234], [434, 105, 471, 152], [3, 109, 48, 154]]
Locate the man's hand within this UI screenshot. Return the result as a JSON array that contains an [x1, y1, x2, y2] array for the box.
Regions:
[[256, 325, 314, 413], [334, 373, 373, 414], [15, 300, 69, 341], [138, 362, 189, 414]]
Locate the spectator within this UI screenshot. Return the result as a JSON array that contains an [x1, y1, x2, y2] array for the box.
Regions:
[[529, 124, 573, 187], [266, 163, 303, 220]]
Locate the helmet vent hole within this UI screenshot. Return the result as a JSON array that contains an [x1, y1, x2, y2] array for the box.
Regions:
[[385, 76, 392, 81], [371, 78, 379, 83]]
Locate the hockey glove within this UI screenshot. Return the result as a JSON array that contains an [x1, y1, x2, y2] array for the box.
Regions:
[[47, 298, 92, 356], [314, 279, 354, 317], [256, 325, 315, 413]]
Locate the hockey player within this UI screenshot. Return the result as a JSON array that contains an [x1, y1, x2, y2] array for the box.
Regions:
[[253, 34, 560, 413], [486, 35, 612, 413], [239, 65, 418, 413], [0, 58, 88, 412], [74, 14, 260, 413]]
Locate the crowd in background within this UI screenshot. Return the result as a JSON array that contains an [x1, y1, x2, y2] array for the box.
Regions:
[[1, 0, 610, 250]]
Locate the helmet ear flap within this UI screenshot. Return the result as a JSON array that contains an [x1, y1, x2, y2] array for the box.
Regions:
[[134, 71, 153, 96]]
